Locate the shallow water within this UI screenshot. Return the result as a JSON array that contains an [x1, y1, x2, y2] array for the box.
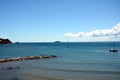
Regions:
[[0, 42, 120, 80]]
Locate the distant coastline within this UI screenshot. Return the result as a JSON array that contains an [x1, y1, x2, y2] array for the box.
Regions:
[[0, 38, 12, 44]]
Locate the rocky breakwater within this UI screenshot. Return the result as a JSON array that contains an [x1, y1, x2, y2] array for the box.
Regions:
[[0, 38, 12, 44], [0, 55, 57, 63]]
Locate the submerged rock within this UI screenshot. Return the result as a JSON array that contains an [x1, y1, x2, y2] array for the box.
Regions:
[[0, 66, 20, 70], [0, 38, 12, 44]]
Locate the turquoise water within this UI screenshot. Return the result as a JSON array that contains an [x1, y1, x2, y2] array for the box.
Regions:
[[0, 42, 120, 80]]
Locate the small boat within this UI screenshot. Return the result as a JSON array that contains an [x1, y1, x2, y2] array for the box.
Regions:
[[109, 49, 118, 52], [109, 42, 118, 53]]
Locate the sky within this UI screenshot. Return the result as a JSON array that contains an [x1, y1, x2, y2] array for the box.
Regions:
[[0, 0, 120, 42]]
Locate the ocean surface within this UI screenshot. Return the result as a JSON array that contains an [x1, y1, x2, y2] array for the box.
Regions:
[[0, 42, 120, 80]]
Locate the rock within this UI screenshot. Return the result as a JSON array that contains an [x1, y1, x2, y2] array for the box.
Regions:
[[0, 66, 20, 70], [0, 38, 12, 44], [0, 55, 57, 63], [7, 67, 13, 70]]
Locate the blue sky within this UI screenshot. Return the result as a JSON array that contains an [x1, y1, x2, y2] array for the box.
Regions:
[[0, 0, 120, 42]]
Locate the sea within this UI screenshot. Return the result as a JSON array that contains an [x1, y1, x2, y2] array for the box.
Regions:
[[0, 42, 120, 80]]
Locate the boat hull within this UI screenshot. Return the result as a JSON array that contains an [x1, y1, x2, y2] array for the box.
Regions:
[[110, 49, 118, 52]]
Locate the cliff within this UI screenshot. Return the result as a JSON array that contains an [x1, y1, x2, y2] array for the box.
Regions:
[[0, 38, 12, 44]]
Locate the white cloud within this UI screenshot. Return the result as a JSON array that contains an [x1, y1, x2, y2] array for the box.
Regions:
[[64, 23, 120, 39], [85, 23, 120, 37], [64, 32, 84, 37]]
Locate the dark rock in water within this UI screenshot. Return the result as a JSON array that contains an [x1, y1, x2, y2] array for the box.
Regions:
[[7, 67, 13, 70], [0, 38, 12, 44], [0, 66, 20, 71], [0, 55, 57, 63]]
